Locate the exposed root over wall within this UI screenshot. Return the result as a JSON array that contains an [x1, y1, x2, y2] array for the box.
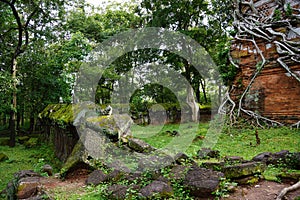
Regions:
[[222, 0, 300, 127]]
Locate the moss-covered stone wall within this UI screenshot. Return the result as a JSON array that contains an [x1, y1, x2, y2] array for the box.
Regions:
[[39, 104, 79, 162]]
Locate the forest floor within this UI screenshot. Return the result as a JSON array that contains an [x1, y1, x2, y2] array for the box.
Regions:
[[1, 124, 299, 199], [39, 168, 300, 200]]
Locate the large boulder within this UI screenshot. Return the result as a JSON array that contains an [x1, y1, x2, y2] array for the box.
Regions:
[[197, 148, 220, 159], [85, 114, 133, 142], [183, 167, 224, 198], [139, 180, 173, 198], [107, 184, 140, 200], [85, 116, 120, 142], [60, 140, 93, 178], [6, 170, 43, 200], [222, 162, 266, 179], [86, 170, 107, 186], [128, 138, 155, 153], [252, 150, 290, 165], [17, 177, 40, 199], [61, 126, 121, 177]]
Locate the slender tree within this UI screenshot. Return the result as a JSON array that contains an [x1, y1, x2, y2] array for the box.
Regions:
[[0, 0, 66, 146]]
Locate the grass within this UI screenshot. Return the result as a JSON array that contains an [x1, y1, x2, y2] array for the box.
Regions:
[[0, 140, 61, 193], [214, 127, 300, 159], [132, 123, 300, 160], [0, 123, 299, 199]]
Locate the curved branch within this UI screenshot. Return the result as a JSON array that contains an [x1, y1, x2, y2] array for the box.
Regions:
[[221, 0, 300, 127], [235, 36, 266, 116], [277, 56, 300, 82], [0, 0, 24, 57], [276, 181, 300, 200]]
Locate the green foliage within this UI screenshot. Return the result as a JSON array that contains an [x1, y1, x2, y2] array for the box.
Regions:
[[0, 71, 13, 114], [213, 178, 237, 199], [0, 0, 69, 141], [284, 153, 300, 169], [286, 3, 293, 17], [215, 43, 238, 86], [67, 4, 140, 43], [33, 158, 49, 177], [274, 9, 282, 21], [0, 143, 61, 192], [263, 164, 282, 182]]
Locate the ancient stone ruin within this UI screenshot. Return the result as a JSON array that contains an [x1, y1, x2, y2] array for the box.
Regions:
[[227, 0, 300, 126]]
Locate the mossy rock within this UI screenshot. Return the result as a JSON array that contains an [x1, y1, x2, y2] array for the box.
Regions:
[[86, 116, 119, 140], [39, 104, 76, 124], [18, 136, 30, 144], [60, 141, 86, 177], [39, 103, 89, 124], [24, 138, 39, 148], [140, 180, 173, 198], [235, 176, 260, 185], [0, 152, 9, 162], [278, 170, 300, 181], [60, 141, 95, 178], [222, 162, 266, 179], [0, 138, 10, 146]]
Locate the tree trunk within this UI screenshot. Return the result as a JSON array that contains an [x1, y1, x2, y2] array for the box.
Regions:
[[186, 84, 199, 122], [9, 58, 17, 147], [16, 111, 20, 131], [200, 79, 207, 103], [29, 116, 35, 133], [195, 81, 201, 104], [21, 109, 24, 127]]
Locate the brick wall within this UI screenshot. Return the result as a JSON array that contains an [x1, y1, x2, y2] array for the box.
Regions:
[[230, 0, 300, 124]]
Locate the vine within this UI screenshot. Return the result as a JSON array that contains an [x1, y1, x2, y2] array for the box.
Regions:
[[223, 0, 300, 127]]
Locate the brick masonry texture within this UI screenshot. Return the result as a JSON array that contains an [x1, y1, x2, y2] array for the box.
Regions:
[[230, 0, 300, 124]]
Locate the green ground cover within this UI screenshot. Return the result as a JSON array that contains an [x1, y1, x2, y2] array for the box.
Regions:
[[0, 141, 61, 193], [0, 123, 299, 199]]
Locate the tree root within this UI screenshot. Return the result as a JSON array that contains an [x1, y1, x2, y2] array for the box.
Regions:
[[276, 181, 300, 200], [222, 0, 300, 127]]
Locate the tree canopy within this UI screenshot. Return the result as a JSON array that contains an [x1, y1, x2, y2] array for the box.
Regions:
[[0, 0, 235, 145]]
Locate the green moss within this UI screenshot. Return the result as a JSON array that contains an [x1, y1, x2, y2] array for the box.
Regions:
[[24, 138, 39, 148], [86, 116, 119, 136], [60, 141, 91, 178], [17, 136, 30, 144], [0, 152, 9, 162], [0, 144, 61, 193], [39, 104, 79, 125]]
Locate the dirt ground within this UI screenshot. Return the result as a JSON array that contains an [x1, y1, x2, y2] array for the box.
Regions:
[[40, 170, 300, 200], [223, 180, 300, 200], [40, 169, 89, 198]]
